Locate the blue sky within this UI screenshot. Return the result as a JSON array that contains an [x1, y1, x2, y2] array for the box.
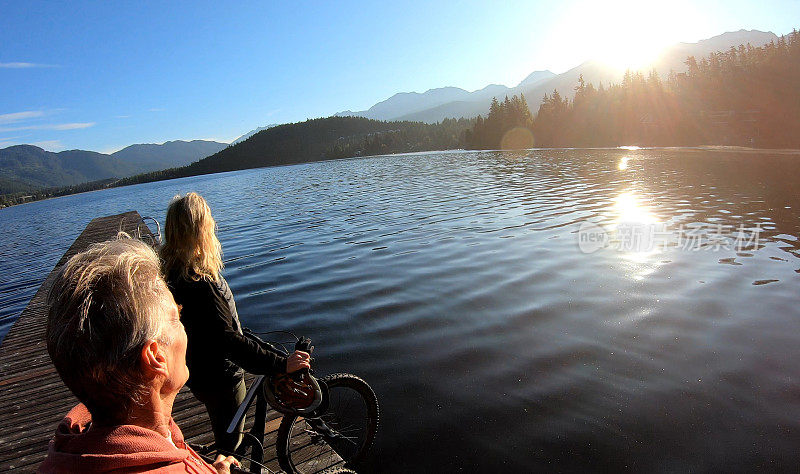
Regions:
[[1, 0, 798, 153]]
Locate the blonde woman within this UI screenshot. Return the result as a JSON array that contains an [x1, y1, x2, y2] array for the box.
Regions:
[[160, 192, 310, 453]]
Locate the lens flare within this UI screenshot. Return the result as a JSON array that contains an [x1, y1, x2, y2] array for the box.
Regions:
[[500, 127, 535, 150]]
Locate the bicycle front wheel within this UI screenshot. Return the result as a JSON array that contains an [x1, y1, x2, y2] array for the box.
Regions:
[[276, 373, 379, 474]]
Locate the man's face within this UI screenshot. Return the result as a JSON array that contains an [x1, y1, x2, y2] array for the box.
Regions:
[[161, 291, 189, 393]]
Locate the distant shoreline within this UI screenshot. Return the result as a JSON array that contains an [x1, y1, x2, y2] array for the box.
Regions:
[[3, 145, 799, 211]]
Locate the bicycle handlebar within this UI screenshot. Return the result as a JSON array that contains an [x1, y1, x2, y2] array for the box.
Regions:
[[242, 328, 316, 383]]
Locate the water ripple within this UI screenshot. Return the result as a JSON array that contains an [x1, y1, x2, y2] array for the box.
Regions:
[[1, 149, 799, 471]]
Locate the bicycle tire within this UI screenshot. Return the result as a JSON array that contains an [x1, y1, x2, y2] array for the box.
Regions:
[[276, 373, 379, 474], [317, 467, 357, 474]]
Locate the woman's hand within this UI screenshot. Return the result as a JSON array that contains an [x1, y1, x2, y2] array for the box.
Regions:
[[213, 454, 241, 473], [286, 350, 311, 373]]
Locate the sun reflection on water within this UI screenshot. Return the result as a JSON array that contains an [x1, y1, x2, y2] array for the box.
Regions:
[[613, 191, 658, 225], [610, 191, 665, 276]]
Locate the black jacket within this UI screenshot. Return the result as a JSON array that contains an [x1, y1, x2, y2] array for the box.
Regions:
[[166, 270, 287, 391]]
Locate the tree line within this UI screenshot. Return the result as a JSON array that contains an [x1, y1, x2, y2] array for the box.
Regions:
[[466, 95, 534, 149], [466, 29, 800, 149], [0, 178, 117, 208], [533, 30, 800, 148]]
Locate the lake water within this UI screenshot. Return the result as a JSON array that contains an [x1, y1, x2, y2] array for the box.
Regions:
[[1, 149, 799, 472]]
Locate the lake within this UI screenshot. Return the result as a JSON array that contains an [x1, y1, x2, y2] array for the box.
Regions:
[[1, 148, 799, 472]]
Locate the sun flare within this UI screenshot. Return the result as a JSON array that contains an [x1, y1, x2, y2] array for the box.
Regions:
[[611, 191, 664, 262], [557, 0, 700, 72], [598, 31, 670, 71], [613, 191, 658, 225]]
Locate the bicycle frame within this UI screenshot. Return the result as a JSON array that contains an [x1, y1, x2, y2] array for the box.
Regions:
[[224, 373, 272, 473], [224, 330, 291, 473], [215, 331, 364, 473]]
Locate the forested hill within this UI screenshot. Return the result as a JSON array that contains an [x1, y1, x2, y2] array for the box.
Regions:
[[0, 139, 227, 196], [0, 145, 139, 195], [464, 29, 800, 149], [120, 116, 471, 184], [532, 29, 800, 148]]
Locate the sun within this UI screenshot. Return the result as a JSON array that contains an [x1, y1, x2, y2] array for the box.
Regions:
[[598, 33, 670, 72], [591, 1, 675, 71], [556, 0, 701, 72]]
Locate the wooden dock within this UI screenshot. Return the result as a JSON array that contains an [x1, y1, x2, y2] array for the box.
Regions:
[[0, 212, 342, 473]]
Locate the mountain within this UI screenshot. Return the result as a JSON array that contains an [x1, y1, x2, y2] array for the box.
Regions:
[[649, 29, 779, 75], [232, 124, 279, 144], [111, 140, 227, 171], [0, 145, 139, 194], [339, 30, 779, 123], [517, 70, 557, 87], [335, 87, 470, 120], [0, 139, 228, 195], [335, 71, 556, 122]]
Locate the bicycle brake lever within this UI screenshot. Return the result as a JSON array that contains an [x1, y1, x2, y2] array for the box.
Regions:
[[294, 336, 314, 354]]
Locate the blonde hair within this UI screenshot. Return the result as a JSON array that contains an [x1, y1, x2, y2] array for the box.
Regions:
[[46, 236, 174, 425], [160, 192, 223, 282]]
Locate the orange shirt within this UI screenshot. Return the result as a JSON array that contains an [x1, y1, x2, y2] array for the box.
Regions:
[[39, 404, 217, 473]]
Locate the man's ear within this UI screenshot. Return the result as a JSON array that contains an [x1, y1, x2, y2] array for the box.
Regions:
[[141, 340, 168, 378]]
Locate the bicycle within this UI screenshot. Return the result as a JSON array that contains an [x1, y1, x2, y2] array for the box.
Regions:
[[195, 329, 379, 474]]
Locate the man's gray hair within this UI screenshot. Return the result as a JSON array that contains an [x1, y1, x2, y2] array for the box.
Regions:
[[46, 236, 173, 424]]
